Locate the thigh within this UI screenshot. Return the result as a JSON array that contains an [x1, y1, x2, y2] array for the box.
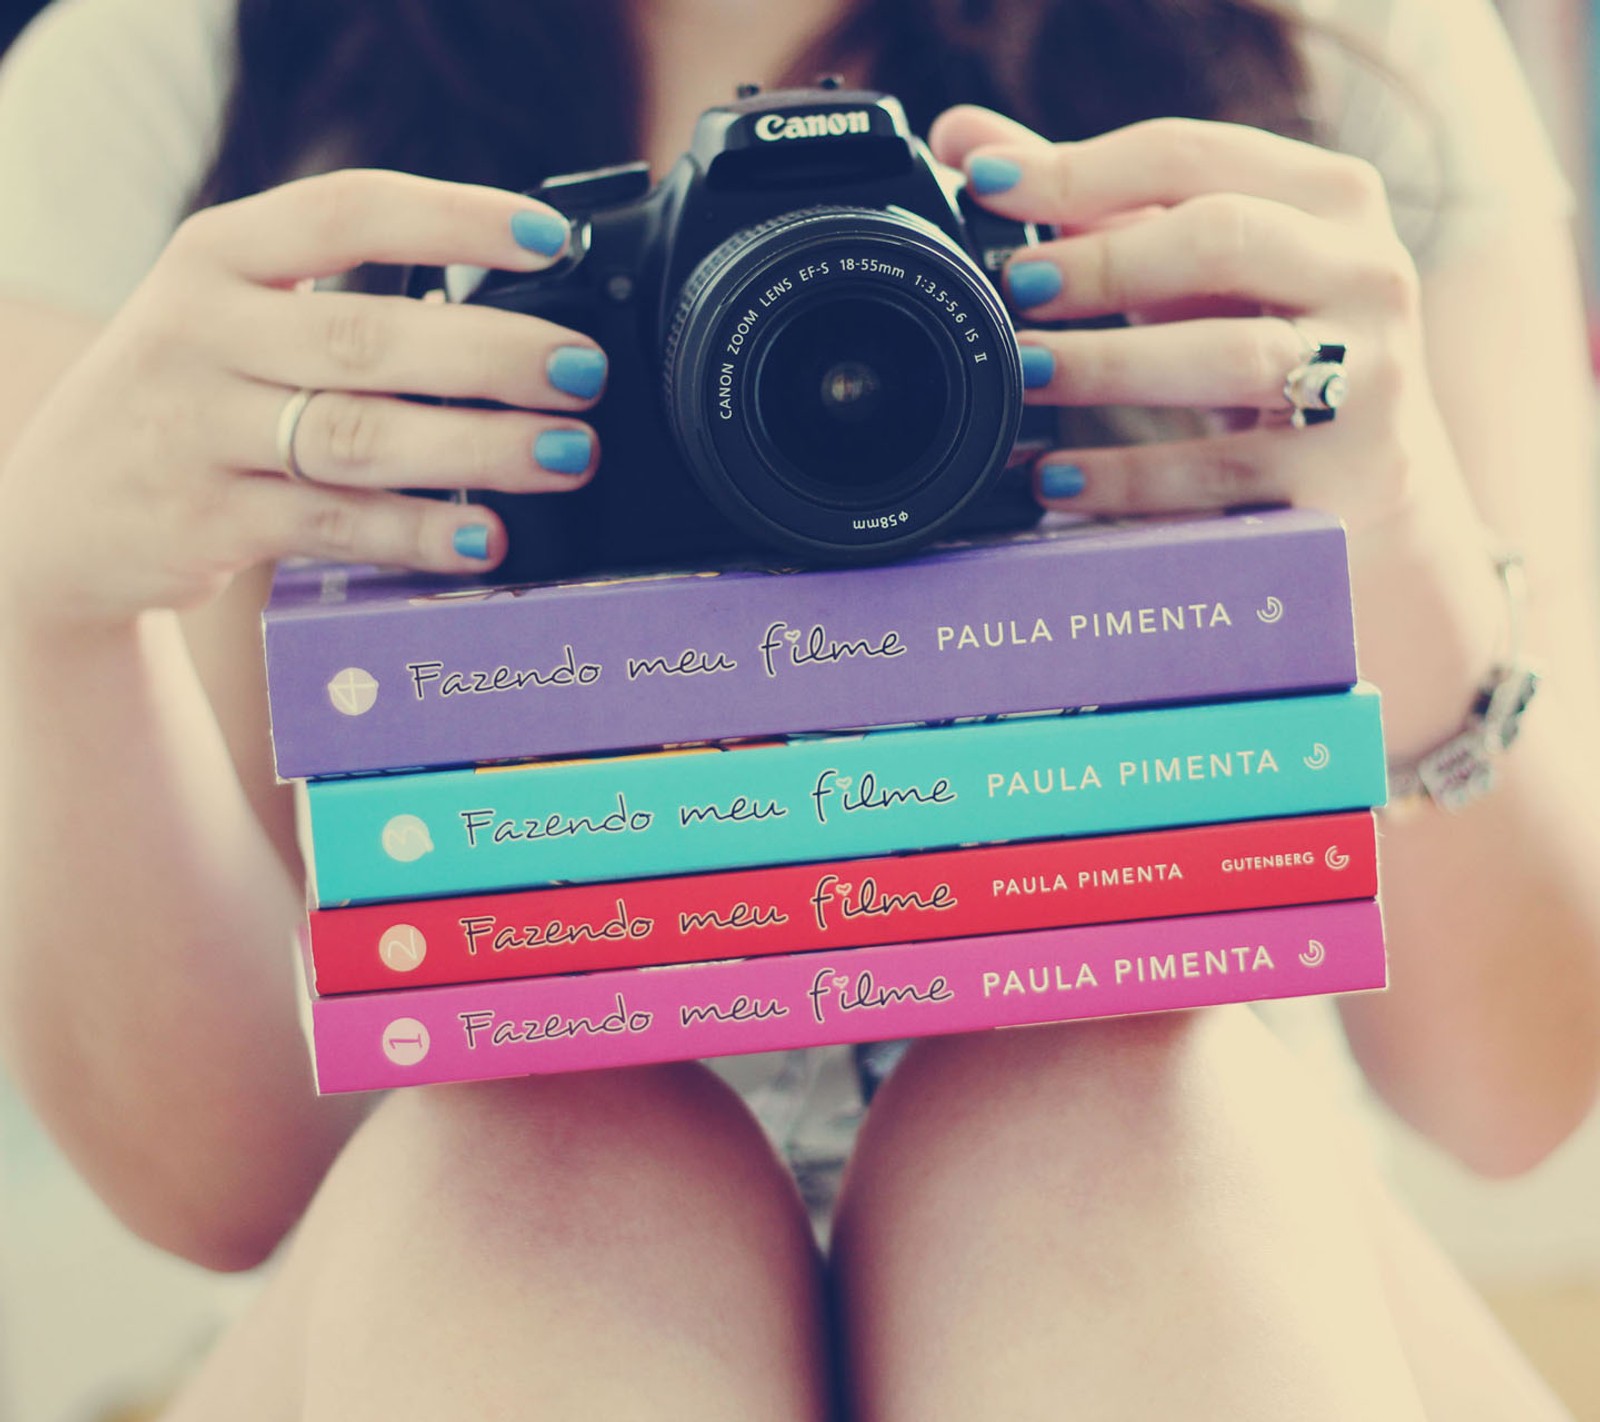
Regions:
[[1359, 1178, 1576, 1421], [831, 1009, 1432, 1422], [162, 1063, 833, 1422]]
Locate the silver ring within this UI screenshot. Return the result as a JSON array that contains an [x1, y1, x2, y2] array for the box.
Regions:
[[1280, 322, 1347, 429], [274, 387, 321, 481]]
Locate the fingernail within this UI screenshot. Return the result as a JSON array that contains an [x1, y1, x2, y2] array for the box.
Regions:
[[546, 346, 608, 400], [1019, 345, 1054, 390], [510, 209, 569, 258], [968, 154, 1023, 197], [453, 524, 490, 559], [1039, 462, 1085, 499], [1008, 260, 1062, 309], [534, 428, 593, 475]]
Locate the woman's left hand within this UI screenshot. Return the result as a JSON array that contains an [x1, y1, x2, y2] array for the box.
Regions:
[[931, 106, 1464, 541]]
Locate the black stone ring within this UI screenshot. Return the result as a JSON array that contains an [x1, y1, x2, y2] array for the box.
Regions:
[[1280, 330, 1347, 430]]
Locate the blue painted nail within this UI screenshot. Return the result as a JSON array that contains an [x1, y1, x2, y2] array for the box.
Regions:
[[1019, 345, 1054, 390], [510, 209, 569, 257], [453, 524, 490, 559], [534, 428, 593, 475], [1008, 260, 1063, 309], [1039, 462, 1085, 499], [546, 346, 607, 400], [968, 154, 1023, 197]]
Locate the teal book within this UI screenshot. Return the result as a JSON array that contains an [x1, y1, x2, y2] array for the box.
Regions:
[[304, 687, 1386, 907]]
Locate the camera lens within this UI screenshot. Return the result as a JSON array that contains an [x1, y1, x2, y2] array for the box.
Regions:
[[664, 206, 1022, 563], [754, 294, 953, 500]]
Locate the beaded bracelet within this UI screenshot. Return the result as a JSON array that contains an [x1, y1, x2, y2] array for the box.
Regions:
[[1385, 550, 1541, 814]]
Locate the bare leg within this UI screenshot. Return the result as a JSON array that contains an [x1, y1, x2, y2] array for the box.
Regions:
[[1358, 1179, 1576, 1421], [163, 1063, 832, 1421], [832, 1009, 1433, 1421]]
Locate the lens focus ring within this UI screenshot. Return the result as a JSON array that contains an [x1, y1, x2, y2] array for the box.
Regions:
[[661, 207, 845, 417]]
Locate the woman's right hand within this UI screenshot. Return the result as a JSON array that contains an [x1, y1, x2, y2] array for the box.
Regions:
[[0, 169, 604, 628]]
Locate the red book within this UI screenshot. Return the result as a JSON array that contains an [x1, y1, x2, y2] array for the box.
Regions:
[[307, 811, 1376, 994]]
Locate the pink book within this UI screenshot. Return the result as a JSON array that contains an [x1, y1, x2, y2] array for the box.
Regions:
[[307, 899, 1385, 1093]]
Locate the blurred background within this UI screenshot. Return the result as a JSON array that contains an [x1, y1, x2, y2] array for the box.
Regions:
[[1, 0, 1598, 1417]]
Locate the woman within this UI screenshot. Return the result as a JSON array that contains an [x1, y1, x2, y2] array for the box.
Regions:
[[0, 0, 1596, 1415]]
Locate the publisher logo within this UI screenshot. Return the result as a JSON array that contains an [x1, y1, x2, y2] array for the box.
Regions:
[[1302, 743, 1331, 771], [1324, 846, 1350, 871], [327, 667, 380, 716], [382, 1017, 431, 1067], [381, 814, 434, 863], [1299, 939, 1326, 968], [379, 924, 428, 973]]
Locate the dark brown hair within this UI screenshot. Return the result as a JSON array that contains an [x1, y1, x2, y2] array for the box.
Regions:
[[195, 0, 1312, 207]]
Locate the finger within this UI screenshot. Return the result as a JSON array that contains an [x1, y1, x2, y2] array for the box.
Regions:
[[927, 104, 1052, 170], [172, 169, 574, 284], [959, 117, 1388, 227], [224, 383, 598, 492], [215, 287, 608, 410], [1002, 196, 1380, 320], [1121, 295, 1265, 325], [229, 476, 516, 573], [1019, 317, 1310, 410], [1030, 426, 1317, 515]]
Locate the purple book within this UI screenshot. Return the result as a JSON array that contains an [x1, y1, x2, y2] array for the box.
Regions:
[[264, 510, 1356, 780]]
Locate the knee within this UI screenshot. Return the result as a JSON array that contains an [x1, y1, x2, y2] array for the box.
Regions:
[[276, 1072, 830, 1421], [849, 1009, 1317, 1204], [885, 1010, 1216, 1138], [304, 1063, 802, 1257]]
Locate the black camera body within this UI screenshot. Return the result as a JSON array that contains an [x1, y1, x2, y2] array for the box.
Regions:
[[446, 85, 1049, 580]]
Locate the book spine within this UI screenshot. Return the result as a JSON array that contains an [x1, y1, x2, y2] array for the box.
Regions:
[[308, 899, 1386, 1092], [309, 811, 1378, 993], [266, 516, 1357, 778], [306, 688, 1387, 906]]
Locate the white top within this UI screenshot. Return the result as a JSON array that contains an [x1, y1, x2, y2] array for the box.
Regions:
[[0, 0, 235, 316], [0, 0, 1576, 1218]]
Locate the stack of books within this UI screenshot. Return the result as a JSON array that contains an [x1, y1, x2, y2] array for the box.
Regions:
[[262, 509, 1389, 1094]]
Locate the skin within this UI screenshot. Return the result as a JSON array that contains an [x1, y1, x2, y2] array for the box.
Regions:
[[0, 0, 1596, 1412], [932, 102, 1600, 1173]]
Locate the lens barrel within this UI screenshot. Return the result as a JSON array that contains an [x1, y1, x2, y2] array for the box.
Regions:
[[664, 207, 1023, 563]]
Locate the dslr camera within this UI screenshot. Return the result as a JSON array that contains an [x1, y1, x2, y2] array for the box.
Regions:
[[443, 83, 1049, 580]]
